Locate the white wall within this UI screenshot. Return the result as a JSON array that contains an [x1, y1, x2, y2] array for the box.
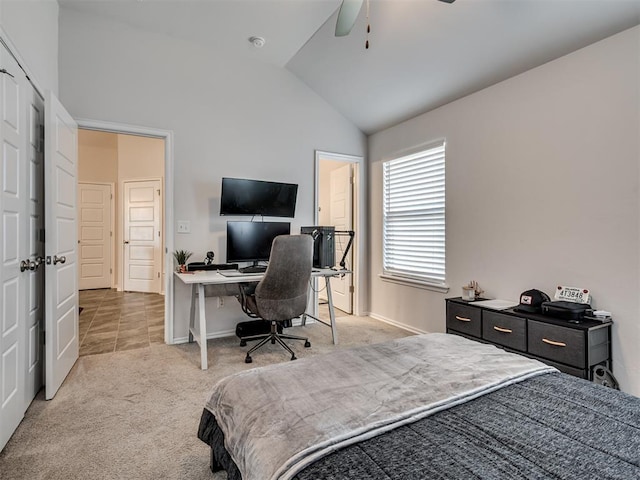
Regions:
[[368, 26, 640, 395], [58, 9, 366, 340], [0, 0, 58, 95]]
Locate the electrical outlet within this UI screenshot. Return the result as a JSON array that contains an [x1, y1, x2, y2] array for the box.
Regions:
[[217, 297, 224, 308], [177, 221, 190, 233]]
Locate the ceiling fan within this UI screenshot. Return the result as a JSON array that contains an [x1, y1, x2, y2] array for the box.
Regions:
[[335, 0, 456, 38]]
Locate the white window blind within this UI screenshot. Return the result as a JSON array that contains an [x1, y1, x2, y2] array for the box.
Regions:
[[383, 141, 445, 285]]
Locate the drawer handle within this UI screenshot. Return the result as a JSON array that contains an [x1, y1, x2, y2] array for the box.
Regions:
[[542, 338, 567, 348], [455, 315, 471, 322], [493, 326, 512, 334]]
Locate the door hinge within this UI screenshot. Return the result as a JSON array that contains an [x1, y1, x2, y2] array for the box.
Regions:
[[158, 272, 160, 278], [349, 285, 355, 293], [158, 231, 160, 237], [110, 231, 113, 237], [157, 189, 160, 196], [42, 331, 45, 345], [110, 193, 113, 199], [39, 125, 45, 152], [110, 268, 113, 274]]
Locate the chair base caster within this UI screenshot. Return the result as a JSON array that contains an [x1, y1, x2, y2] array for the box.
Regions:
[[240, 340, 247, 347], [245, 355, 252, 364], [290, 354, 297, 361], [304, 341, 311, 348]]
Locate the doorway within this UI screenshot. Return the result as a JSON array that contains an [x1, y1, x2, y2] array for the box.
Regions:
[[315, 151, 364, 317], [76, 128, 168, 355]]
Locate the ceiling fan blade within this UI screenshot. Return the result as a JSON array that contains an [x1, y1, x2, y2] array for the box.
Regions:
[[335, 0, 364, 37], [438, 0, 456, 3]]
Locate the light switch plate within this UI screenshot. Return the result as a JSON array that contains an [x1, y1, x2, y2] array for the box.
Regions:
[[177, 221, 190, 233]]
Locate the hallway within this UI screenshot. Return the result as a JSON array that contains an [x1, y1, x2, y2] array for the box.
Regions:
[[78, 289, 165, 356]]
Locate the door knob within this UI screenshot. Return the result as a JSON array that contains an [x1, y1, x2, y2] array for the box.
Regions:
[[20, 259, 37, 272], [124, 241, 129, 244], [53, 255, 66, 265]]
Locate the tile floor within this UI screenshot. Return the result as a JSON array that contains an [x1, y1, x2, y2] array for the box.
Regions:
[[78, 289, 165, 357]]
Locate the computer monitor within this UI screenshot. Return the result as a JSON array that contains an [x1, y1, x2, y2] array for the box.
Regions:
[[226, 221, 291, 265], [220, 177, 298, 217]]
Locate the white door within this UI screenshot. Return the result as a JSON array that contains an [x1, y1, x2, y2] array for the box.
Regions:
[[0, 45, 28, 450], [44, 91, 78, 400], [25, 86, 45, 404], [78, 183, 112, 290], [123, 180, 161, 293], [329, 164, 353, 314]]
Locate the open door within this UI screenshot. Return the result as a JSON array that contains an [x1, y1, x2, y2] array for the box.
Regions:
[[44, 91, 78, 400], [0, 44, 28, 449], [329, 164, 353, 314]]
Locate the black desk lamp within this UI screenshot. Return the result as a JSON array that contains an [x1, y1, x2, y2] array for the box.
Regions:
[[334, 230, 355, 270]]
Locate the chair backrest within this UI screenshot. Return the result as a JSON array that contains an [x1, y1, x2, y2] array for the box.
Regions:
[[254, 235, 313, 321]]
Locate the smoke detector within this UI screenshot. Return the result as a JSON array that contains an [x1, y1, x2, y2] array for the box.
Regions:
[[249, 36, 266, 48]]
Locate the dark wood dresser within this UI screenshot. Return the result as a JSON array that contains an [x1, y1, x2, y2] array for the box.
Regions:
[[446, 297, 612, 380]]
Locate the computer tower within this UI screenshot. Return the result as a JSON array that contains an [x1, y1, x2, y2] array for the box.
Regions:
[[301, 226, 335, 268]]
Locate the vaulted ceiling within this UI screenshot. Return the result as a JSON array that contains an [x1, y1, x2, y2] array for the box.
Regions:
[[59, 0, 640, 134]]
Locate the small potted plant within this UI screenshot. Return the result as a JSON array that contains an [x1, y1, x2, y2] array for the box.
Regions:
[[173, 249, 192, 273]]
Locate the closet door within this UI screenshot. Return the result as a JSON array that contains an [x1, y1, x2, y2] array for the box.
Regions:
[[0, 45, 28, 451], [25, 89, 45, 404], [44, 91, 78, 400]]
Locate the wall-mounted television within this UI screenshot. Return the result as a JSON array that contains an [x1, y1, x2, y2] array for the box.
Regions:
[[220, 177, 298, 218], [226, 221, 291, 265]]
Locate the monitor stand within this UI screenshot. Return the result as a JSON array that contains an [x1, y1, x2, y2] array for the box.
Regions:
[[239, 261, 267, 274]]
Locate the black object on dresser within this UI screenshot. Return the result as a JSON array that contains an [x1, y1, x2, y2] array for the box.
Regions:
[[446, 297, 612, 380]]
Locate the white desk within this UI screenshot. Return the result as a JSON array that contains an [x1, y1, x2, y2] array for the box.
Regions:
[[175, 268, 350, 369]]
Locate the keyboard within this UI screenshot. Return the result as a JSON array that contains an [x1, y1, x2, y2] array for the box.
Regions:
[[238, 265, 267, 274]]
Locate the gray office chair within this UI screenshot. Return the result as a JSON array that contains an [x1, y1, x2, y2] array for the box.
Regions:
[[237, 234, 313, 363]]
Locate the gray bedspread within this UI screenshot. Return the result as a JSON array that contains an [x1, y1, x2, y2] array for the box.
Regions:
[[203, 333, 555, 480], [198, 372, 640, 479], [295, 371, 640, 479]]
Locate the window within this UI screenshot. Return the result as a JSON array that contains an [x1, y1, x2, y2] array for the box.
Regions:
[[382, 141, 446, 287]]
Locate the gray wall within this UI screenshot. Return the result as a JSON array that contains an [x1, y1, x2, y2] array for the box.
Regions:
[[58, 9, 366, 340], [0, 0, 58, 94], [368, 26, 640, 395]]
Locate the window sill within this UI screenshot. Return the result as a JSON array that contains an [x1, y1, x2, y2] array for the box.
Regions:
[[379, 273, 450, 293]]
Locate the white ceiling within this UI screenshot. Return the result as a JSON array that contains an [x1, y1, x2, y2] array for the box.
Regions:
[[59, 0, 640, 135]]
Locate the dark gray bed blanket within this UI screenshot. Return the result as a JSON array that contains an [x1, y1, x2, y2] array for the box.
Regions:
[[198, 372, 640, 479]]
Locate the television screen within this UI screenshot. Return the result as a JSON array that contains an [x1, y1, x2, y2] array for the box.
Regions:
[[220, 177, 298, 217], [226, 221, 291, 264]]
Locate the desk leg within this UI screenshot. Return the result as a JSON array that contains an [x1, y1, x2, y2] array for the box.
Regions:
[[325, 276, 338, 345], [188, 284, 197, 343], [198, 283, 208, 370]]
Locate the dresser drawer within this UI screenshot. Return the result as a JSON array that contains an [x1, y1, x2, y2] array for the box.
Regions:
[[527, 320, 585, 368], [482, 311, 526, 352], [446, 302, 481, 338]]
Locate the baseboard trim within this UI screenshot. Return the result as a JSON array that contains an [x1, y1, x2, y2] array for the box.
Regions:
[[368, 313, 429, 335]]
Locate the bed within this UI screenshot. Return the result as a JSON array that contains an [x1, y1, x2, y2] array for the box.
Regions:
[[197, 333, 640, 480]]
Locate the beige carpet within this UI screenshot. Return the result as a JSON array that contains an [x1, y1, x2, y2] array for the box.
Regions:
[[0, 316, 412, 480]]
